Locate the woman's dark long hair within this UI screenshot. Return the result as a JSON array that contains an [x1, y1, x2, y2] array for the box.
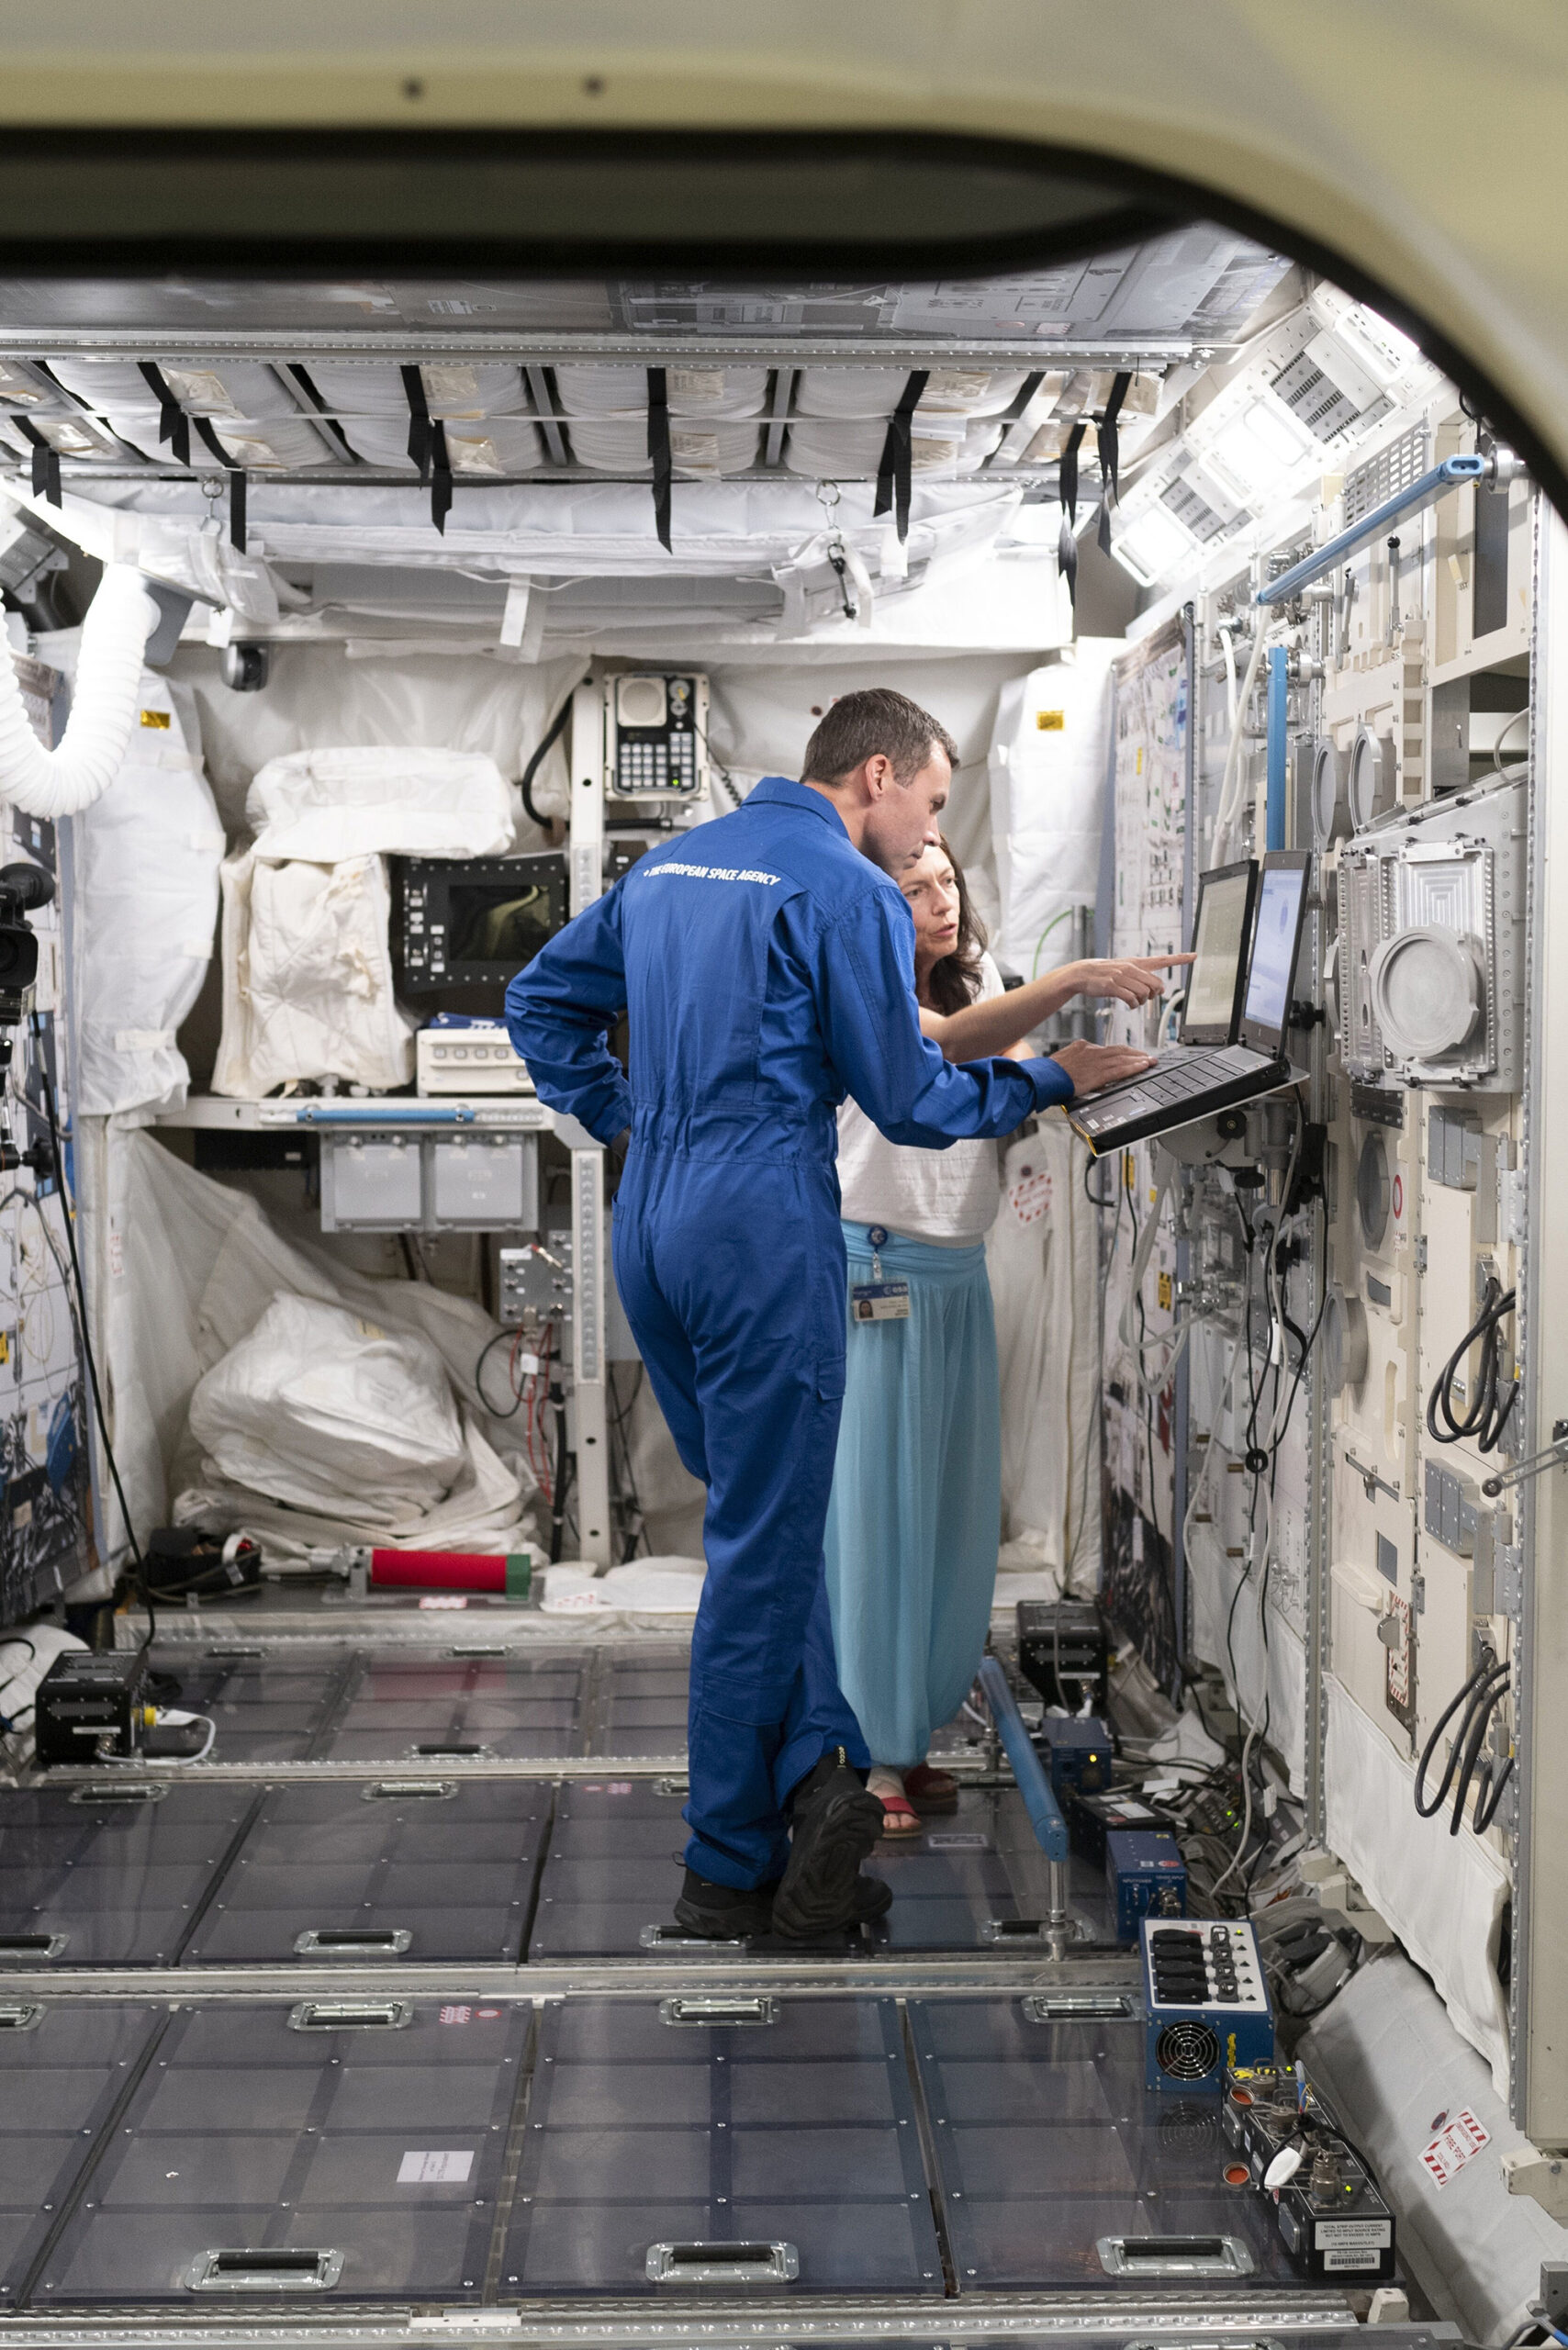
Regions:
[[923, 834, 990, 1016]]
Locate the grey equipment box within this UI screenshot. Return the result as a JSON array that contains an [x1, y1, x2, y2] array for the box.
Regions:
[[500, 1993, 942, 2295], [182, 1780, 552, 1965], [33, 1999, 528, 2305], [320, 1130, 537, 1233]]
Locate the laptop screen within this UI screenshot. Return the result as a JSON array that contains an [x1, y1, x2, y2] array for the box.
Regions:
[[1179, 863, 1256, 1046], [1241, 856, 1311, 1046]]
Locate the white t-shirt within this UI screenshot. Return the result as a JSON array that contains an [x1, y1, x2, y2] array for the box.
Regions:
[[836, 951, 1011, 1245]]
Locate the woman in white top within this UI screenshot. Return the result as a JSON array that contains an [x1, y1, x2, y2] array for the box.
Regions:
[[823, 838, 1185, 1833]]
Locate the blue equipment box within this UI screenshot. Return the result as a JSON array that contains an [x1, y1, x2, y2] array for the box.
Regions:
[[1035, 1713, 1112, 1803], [1141, 1917, 1273, 2092], [1106, 1826, 1186, 1942]]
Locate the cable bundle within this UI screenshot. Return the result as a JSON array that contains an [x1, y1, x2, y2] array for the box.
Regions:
[[1415, 1651, 1514, 1835], [1426, 1274, 1518, 1452]]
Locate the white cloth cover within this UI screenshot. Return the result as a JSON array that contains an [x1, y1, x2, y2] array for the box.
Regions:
[[1324, 1673, 1511, 2093], [213, 849, 413, 1096], [1304, 1952, 1568, 2347], [554, 364, 768, 418], [179, 1291, 526, 1549], [541, 1559, 706, 1621], [244, 744, 516, 863], [792, 366, 1030, 419], [77, 1128, 533, 1561], [987, 646, 1117, 977], [986, 1115, 1101, 1575], [70, 668, 223, 1119]]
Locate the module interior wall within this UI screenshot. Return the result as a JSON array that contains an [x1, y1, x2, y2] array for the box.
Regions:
[[0, 690, 91, 1626], [1100, 622, 1187, 1685]]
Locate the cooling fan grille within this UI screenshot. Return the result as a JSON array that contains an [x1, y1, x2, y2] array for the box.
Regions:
[[1155, 2020, 1221, 2082]]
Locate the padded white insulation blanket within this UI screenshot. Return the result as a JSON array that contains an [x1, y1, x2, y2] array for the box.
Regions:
[[1304, 1951, 1568, 2344], [213, 744, 516, 1096], [79, 1126, 535, 1562]]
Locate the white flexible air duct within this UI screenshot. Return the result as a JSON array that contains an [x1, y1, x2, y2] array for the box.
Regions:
[[0, 565, 162, 818]]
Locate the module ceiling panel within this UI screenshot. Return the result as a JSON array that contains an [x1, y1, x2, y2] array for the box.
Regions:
[[0, 229, 1288, 360]]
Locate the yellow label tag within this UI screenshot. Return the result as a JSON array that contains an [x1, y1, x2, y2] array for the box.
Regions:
[[1137, 745, 1145, 772], [0, 1331, 9, 1364], [139, 709, 171, 729], [1036, 709, 1066, 731], [1158, 1271, 1173, 1311]]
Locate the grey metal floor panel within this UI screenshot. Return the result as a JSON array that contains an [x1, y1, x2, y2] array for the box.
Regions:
[[529, 1783, 1111, 1959], [599, 1652, 689, 1755], [31, 1999, 528, 2305], [182, 1781, 553, 1964], [0, 2001, 162, 2304], [0, 1783, 257, 1965], [908, 1998, 1301, 2288], [149, 1646, 347, 1762], [319, 1651, 586, 1762], [500, 1994, 943, 2296]]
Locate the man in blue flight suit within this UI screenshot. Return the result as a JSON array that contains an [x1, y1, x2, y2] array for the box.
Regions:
[[506, 689, 1152, 1940]]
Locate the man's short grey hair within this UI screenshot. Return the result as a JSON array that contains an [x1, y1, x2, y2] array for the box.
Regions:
[[801, 688, 959, 788]]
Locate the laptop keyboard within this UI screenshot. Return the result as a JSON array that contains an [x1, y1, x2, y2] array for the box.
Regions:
[[1074, 1044, 1277, 1134]]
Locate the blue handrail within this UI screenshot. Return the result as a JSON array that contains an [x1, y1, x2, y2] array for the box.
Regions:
[[1256, 453, 1490, 607], [978, 1654, 1069, 1862], [284, 1102, 481, 1125]]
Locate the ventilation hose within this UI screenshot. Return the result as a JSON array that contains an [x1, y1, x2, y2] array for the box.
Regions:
[[0, 565, 162, 817]]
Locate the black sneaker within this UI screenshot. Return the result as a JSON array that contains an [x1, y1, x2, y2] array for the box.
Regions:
[[672, 1869, 778, 1940], [772, 1746, 892, 1940]]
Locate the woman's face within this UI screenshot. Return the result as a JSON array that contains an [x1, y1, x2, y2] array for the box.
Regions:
[[901, 846, 961, 965]]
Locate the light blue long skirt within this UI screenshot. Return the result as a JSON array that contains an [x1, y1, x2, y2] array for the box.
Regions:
[[823, 1221, 1002, 1768]]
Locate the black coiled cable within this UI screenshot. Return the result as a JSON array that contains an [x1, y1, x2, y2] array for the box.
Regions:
[[1415, 1653, 1513, 1835], [1426, 1275, 1518, 1453]]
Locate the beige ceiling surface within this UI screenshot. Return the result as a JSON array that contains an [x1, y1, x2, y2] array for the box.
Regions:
[[0, 3, 1561, 479]]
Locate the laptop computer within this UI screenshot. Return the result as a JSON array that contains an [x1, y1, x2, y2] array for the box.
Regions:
[[1067, 851, 1310, 1154]]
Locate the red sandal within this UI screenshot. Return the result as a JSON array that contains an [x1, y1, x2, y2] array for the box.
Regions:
[[903, 1763, 959, 1813], [875, 1791, 923, 1836]]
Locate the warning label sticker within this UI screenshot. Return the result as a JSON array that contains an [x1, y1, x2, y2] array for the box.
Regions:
[[1420, 2108, 1490, 2187], [398, 2150, 475, 2185], [1316, 2219, 1392, 2249]]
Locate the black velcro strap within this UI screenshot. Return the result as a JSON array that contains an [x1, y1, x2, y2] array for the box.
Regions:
[[874, 370, 929, 541], [401, 364, 432, 479], [15, 418, 62, 507], [191, 417, 248, 553], [1096, 370, 1133, 555], [429, 420, 453, 535], [647, 367, 672, 552], [137, 361, 191, 467], [287, 364, 362, 462], [1058, 417, 1088, 604]]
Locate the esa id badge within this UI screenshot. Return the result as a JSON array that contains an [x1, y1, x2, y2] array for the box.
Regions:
[[852, 1226, 911, 1323], [852, 1279, 911, 1323]]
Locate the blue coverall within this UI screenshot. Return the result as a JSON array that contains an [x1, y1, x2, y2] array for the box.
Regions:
[[505, 775, 1074, 1889]]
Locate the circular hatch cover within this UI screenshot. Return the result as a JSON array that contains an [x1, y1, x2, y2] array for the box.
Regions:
[[1370, 925, 1484, 1059]]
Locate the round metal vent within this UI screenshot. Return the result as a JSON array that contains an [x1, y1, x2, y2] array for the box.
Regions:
[[1356, 1132, 1390, 1249], [1323, 1283, 1369, 1397], [1312, 738, 1351, 846], [1370, 925, 1484, 1060], [1155, 2020, 1221, 2082], [1349, 726, 1392, 829]]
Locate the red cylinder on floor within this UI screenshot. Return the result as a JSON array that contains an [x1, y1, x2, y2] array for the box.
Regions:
[[368, 1550, 533, 1596]]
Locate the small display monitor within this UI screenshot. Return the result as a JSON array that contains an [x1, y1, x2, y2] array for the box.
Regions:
[[1178, 861, 1258, 1047], [394, 853, 568, 995], [1240, 853, 1312, 1050]]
